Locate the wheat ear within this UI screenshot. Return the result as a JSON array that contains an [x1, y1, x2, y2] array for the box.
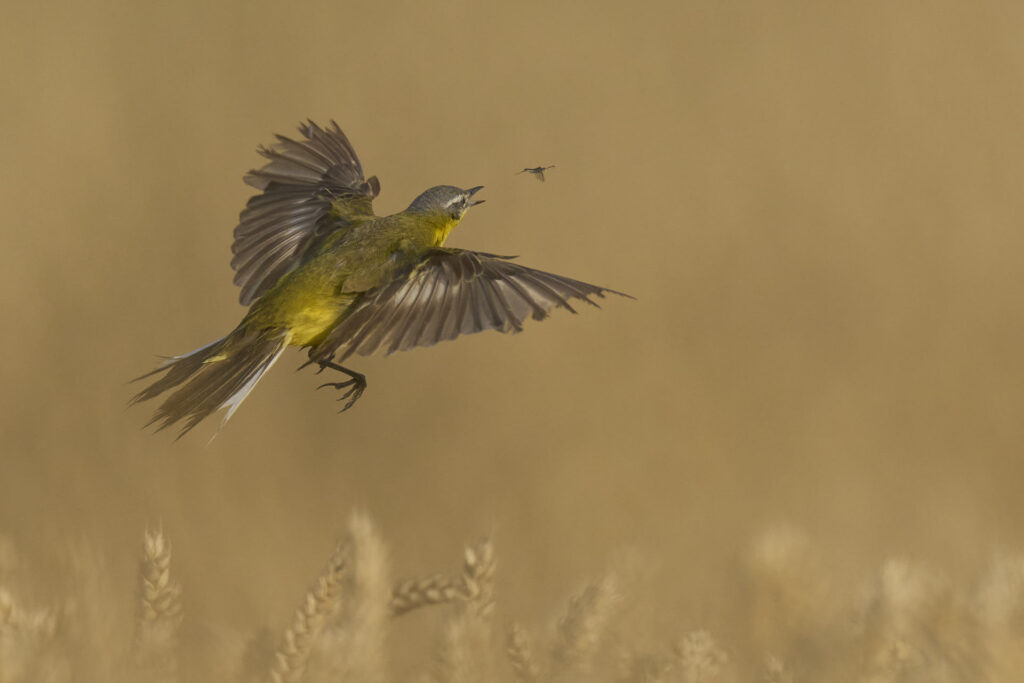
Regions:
[[674, 630, 729, 682], [551, 573, 620, 675], [459, 537, 496, 616], [309, 511, 391, 683], [391, 536, 495, 618], [435, 537, 497, 683], [267, 543, 346, 683], [505, 621, 540, 681], [132, 528, 183, 683], [1, 586, 60, 681], [762, 655, 794, 683], [391, 574, 462, 617]]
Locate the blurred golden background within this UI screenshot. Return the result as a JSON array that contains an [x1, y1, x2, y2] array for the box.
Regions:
[[2, 0, 1024, 679]]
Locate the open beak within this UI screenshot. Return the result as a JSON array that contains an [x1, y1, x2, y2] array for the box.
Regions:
[[467, 185, 485, 206]]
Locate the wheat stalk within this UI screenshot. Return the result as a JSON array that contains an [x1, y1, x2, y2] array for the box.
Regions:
[[267, 543, 347, 683], [133, 528, 183, 683]]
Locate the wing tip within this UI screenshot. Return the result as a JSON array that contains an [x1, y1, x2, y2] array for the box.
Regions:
[[300, 119, 322, 139], [604, 288, 635, 300]]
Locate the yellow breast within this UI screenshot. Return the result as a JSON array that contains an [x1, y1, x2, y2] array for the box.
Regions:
[[432, 218, 459, 246]]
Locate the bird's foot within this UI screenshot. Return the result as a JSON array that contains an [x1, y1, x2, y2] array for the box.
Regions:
[[314, 361, 367, 413], [316, 377, 366, 413]]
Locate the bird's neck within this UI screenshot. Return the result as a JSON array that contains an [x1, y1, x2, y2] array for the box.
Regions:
[[423, 213, 461, 247]]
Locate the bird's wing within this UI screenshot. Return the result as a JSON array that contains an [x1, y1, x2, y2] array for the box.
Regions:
[[231, 120, 381, 305], [310, 248, 630, 362]]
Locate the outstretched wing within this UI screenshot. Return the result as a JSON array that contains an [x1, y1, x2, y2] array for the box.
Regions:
[[231, 120, 381, 305], [310, 248, 631, 362]]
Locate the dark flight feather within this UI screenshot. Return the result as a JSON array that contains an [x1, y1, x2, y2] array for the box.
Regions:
[[232, 120, 380, 305], [310, 248, 631, 363]]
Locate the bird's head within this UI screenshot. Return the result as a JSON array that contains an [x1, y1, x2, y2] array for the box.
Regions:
[[406, 185, 485, 222]]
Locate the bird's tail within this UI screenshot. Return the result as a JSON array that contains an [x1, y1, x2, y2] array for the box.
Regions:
[[130, 329, 290, 438]]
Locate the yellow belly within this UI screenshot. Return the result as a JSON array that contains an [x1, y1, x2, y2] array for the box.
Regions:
[[244, 277, 349, 347]]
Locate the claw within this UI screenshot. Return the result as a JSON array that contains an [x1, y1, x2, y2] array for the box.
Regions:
[[316, 378, 366, 412], [312, 360, 368, 412], [317, 380, 354, 392]]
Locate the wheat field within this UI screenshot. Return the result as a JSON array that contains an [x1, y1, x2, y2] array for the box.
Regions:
[[4, 519, 1024, 681], [4, 1, 1024, 681]]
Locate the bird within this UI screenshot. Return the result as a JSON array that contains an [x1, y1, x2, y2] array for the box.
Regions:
[[518, 165, 556, 182], [131, 121, 628, 437]]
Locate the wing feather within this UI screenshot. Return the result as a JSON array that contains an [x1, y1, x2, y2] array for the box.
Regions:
[[311, 249, 630, 363], [396, 264, 446, 351], [386, 273, 434, 354], [232, 120, 379, 305], [347, 268, 421, 357], [510, 270, 578, 313], [484, 277, 523, 332]]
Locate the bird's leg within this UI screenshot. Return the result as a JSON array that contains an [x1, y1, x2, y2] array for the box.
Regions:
[[314, 360, 367, 412]]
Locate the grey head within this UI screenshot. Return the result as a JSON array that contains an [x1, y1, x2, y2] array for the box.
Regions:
[[406, 185, 485, 219]]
